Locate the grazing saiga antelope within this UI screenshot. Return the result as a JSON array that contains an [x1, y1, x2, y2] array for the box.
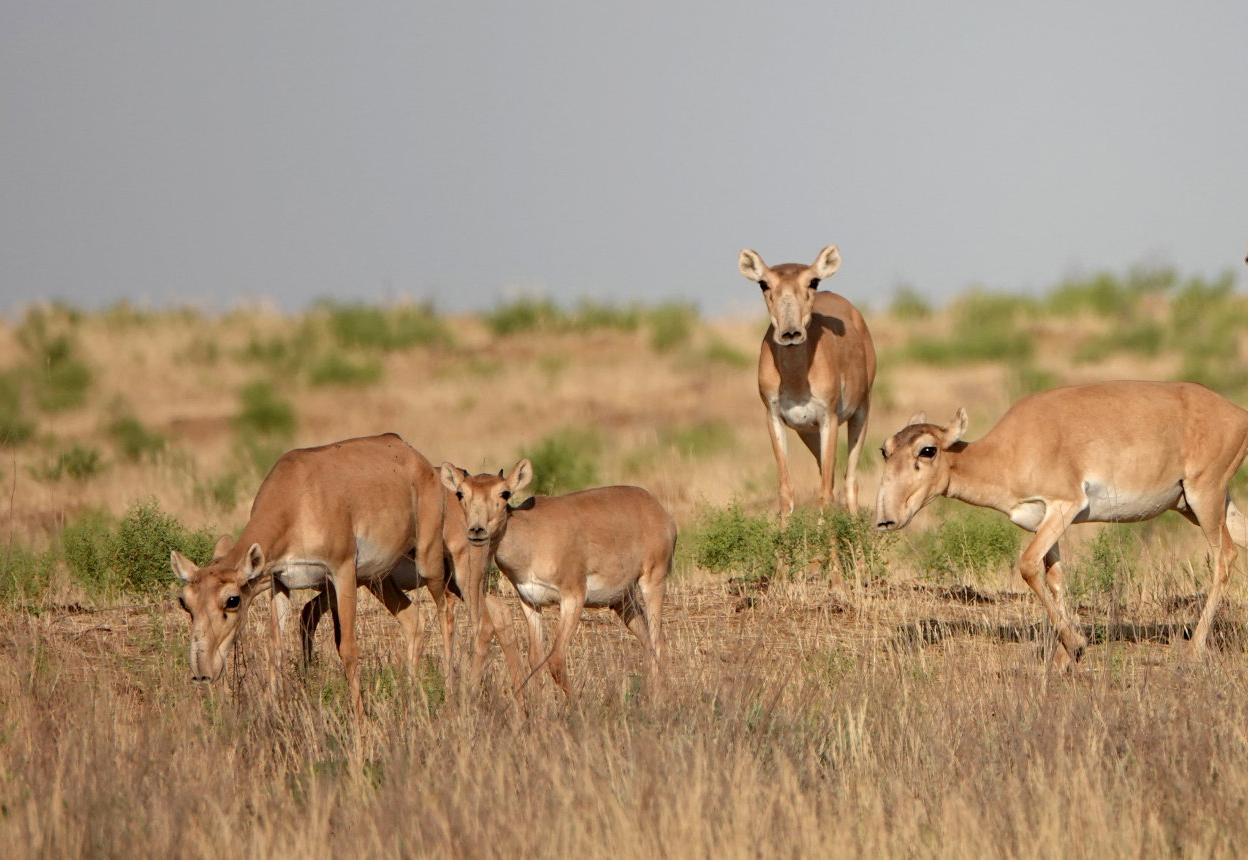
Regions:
[[170, 433, 453, 718], [439, 459, 676, 694], [297, 484, 529, 699], [738, 245, 877, 518], [874, 381, 1248, 669]]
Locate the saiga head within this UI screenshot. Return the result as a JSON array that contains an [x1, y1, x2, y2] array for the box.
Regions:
[[440, 459, 533, 546], [170, 534, 267, 683], [875, 408, 969, 531], [738, 245, 841, 347]]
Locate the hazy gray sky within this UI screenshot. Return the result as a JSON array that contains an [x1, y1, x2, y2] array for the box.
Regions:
[[2, 1, 1245, 315]]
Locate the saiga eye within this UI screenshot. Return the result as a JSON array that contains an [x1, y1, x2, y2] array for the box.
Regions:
[[918, 446, 937, 459]]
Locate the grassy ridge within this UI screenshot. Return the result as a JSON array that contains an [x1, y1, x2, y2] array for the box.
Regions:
[[2, 268, 1248, 855]]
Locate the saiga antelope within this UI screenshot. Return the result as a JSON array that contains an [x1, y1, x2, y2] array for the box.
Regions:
[[298, 484, 529, 699], [738, 245, 876, 518], [874, 381, 1248, 669], [439, 459, 676, 694], [170, 433, 453, 718]]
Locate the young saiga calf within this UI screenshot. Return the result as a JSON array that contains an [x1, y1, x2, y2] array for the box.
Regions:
[[875, 381, 1248, 669], [440, 459, 676, 694], [170, 433, 452, 719]]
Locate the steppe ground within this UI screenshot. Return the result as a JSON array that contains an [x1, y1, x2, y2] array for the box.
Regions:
[[4, 283, 1248, 857]]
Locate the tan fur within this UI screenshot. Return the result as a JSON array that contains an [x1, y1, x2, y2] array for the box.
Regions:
[[738, 245, 877, 517], [875, 381, 1248, 669], [170, 433, 452, 719], [441, 460, 676, 694]]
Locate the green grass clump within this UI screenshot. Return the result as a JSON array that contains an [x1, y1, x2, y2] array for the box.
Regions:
[[661, 420, 737, 460], [108, 416, 166, 462], [645, 302, 699, 352], [903, 291, 1037, 366], [1046, 268, 1175, 318], [1066, 527, 1141, 604], [0, 371, 34, 446], [64, 499, 217, 598], [16, 307, 94, 412], [908, 506, 1020, 584], [234, 381, 297, 473], [485, 298, 565, 336], [307, 353, 384, 387], [39, 445, 105, 481], [687, 504, 891, 584], [688, 502, 778, 582], [889, 286, 932, 320], [315, 301, 450, 351], [520, 427, 603, 496], [0, 542, 56, 606]]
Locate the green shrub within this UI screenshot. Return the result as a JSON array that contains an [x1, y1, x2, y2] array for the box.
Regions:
[[903, 291, 1037, 366], [315, 301, 450, 351], [307, 353, 383, 387], [520, 427, 602, 495], [62, 508, 115, 591], [889, 286, 932, 320], [645, 302, 698, 352], [699, 338, 753, 369], [1066, 527, 1141, 604], [909, 506, 1020, 583], [105, 498, 217, 597], [16, 307, 94, 412], [660, 420, 736, 459], [39, 445, 105, 481], [485, 297, 565, 336], [1045, 268, 1174, 318], [108, 416, 166, 462], [569, 299, 641, 332], [0, 371, 34, 446], [0, 542, 56, 605], [1073, 322, 1165, 363], [195, 469, 246, 511], [234, 381, 296, 473], [688, 502, 778, 581]]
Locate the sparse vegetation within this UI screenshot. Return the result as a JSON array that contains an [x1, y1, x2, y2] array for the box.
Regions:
[[907, 506, 1020, 584], [2, 267, 1248, 855], [519, 426, 603, 495]]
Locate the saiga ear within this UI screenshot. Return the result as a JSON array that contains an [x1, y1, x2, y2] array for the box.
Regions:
[[440, 462, 467, 495], [508, 458, 533, 494], [241, 542, 266, 583], [738, 249, 768, 282], [941, 408, 969, 449], [170, 549, 198, 583], [812, 245, 841, 279], [212, 533, 235, 561], [906, 411, 928, 427]]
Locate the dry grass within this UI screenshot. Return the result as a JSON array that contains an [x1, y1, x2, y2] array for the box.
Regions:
[[4, 293, 1248, 856]]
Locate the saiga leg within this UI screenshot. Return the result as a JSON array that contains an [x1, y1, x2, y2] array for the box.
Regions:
[[1018, 503, 1086, 669], [766, 407, 795, 521], [843, 401, 870, 515]]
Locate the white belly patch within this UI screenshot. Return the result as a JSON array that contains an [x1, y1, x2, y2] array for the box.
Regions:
[[515, 580, 561, 608], [777, 394, 828, 431], [1080, 479, 1182, 523]]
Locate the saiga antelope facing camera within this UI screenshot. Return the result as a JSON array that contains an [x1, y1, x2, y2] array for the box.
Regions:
[[738, 245, 876, 519], [440, 459, 676, 695], [170, 434, 453, 719], [875, 381, 1248, 669]]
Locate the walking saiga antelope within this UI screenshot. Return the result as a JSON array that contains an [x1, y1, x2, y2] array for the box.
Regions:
[[298, 483, 529, 699], [875, 381, 1248, 669], [738, 245, 876, 518], [170, 433, 453, 718], [439, 459, 676, 694]]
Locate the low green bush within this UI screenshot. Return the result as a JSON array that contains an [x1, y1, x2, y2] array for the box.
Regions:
[[908, 506, 1020, 583], [307, 353, 384, 387], [645, 302, 698, 352], [39, 445, 105, 481], [108, 416, 166, 462], [0, 542, 56, 606], [65, 499, 217, 598], [520, 427, 603, 496], [234, 380, 296, 472], [0, 371, 34, 446]]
